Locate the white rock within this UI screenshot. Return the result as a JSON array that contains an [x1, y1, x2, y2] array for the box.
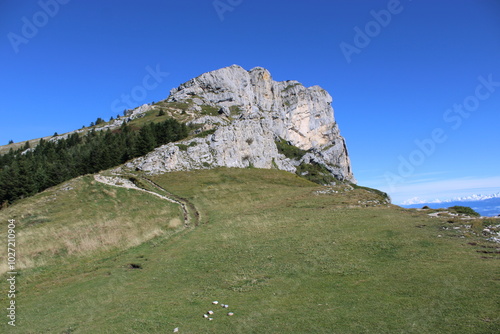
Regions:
[[126, 65, 355, 183]]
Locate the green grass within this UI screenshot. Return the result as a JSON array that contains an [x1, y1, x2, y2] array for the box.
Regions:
[[194, 128, 217, 138], [0, 168, 499, 333], [200, 105, 220, 116], [275, 138, 306, 160]]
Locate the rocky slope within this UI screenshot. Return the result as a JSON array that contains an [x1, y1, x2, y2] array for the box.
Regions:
[[125, 65, 355, 183]]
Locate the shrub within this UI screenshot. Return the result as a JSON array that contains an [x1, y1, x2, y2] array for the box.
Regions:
[[449, 206, 480, 217], [275, 138, 306, 160], [296, 162, 336, 185], [195, 129, 216, 138]]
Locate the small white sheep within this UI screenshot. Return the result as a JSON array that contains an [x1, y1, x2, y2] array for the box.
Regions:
[[203, 314, 208, 318], [207, 310, 214, 315], [212, 301, 219, 305], [227, 312, 234, 316]]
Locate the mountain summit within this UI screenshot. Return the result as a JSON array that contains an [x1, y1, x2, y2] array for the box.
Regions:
[[125, 65, 355, 183]]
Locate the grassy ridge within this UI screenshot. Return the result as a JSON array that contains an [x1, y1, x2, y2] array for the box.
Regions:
[[0, 175, 183, 274], [0, 168, 499, 333]]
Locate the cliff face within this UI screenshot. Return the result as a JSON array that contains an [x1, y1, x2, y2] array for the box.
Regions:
[[126, 65, 355, 183]]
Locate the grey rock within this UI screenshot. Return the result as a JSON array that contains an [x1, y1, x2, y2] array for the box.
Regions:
[[126, 65, 355, 182]]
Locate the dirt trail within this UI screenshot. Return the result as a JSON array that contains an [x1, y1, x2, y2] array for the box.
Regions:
[[140, 176, 201, 226], [94, 174, 199, 227]]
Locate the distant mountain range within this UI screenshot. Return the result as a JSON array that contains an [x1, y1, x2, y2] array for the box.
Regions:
[[401, 193, 500, 217]]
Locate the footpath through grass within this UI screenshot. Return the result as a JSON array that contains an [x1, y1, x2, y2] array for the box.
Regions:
[[0, 168, 499, 333]]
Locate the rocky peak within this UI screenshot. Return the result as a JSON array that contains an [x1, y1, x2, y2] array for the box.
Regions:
[[126, 65, 355, 183]]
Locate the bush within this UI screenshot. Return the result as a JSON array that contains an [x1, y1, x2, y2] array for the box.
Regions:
[[275, 138, 306, 160], [296, 162, 336, 185], [449, 206, 480, 217], [195, 129, 216, 138]]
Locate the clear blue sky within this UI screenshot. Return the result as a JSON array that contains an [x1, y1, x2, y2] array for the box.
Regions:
[[1, 0, 499, 204]]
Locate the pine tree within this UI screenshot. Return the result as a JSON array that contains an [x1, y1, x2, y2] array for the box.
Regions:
[[135, 125, 156, 156]]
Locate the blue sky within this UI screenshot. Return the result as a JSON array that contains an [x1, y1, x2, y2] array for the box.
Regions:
[[1, 0, 499, 204]]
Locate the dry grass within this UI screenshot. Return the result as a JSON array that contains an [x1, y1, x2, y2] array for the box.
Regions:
[[0, 175, 183, 274]]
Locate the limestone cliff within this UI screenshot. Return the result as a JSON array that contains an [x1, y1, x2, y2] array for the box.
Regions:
[[125, 65, 355, 183]]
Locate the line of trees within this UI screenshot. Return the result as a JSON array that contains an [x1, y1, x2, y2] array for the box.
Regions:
[[0, 119, 188, 206]]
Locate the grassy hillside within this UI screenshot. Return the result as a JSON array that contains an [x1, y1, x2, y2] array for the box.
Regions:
[[0, 168, 499, 333], [0, 98, 199, 155]]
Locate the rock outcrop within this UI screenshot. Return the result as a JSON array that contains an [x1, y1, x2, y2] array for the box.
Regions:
[[126, 65, 355, 183]]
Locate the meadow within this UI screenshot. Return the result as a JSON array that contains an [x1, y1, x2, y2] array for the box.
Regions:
[[0, 168, 498, 333]]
